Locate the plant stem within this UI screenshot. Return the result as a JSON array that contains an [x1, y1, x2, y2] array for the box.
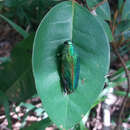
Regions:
[[80, 0, 91, 11], [81, 0, 107, 11], [111, 10, 118, 35], [112, 43, 130, 130], [91, 0, 107, 11]]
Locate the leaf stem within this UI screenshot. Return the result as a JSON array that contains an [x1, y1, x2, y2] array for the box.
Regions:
[[80, 0, 91, 11], [81, 0, 107, 12], [111, 10, 119, 35], [91, 0, 107, 11]]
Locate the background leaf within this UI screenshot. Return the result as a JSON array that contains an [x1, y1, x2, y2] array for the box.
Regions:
[[0, 34, 36, 103], [86, 0, 111, 20], [115, 20, 130, 41], [118, 0, 124, 10], [32, 1, 110, 129], [2, 0, 61, 30], [23, 118, 52, 130], [0, 90, 12, 129], [0, 14, 29, 38], [122, 0, 130, 20]]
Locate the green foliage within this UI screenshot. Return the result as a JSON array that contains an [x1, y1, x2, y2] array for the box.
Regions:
[[122, 0, 130, 20], [116, 0, 130, 44], [1, 0, 61, 30], [111, 61, 130, 80], [32, 1, 110, 129], [115, 20, 130, 41], [0, 14, 29, 38], [19, 102, 40, 128], [0, 34, 36, 103], [79, 121, 88, 130], [23, 118, 52, 130], [86, 0, 111, 20], [118, 0, 124, 10], [114, 90, 130, 97], [0, 0, 129, 129], [0, 91, 12, 129]]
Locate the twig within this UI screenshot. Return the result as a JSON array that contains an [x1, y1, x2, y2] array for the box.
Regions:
[[111, 43, 130, 130], [80, 0, 91, 11], [117, 39, 130, 49], [112, 10, 119, 35], [110, 6, 130, 129], [81, 0, 107, 12], [91, 0, 107, 11]]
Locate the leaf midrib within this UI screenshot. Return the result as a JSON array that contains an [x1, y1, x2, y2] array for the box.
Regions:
[[64, 0, 75, 128]]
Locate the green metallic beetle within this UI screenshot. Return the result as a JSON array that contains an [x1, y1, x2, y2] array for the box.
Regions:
[[61, 41, 80, 94]]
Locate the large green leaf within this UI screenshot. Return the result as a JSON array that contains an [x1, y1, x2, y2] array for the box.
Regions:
[[122, 0, 130, 20], [94, 16, 113, 42], [0, 34, 36, 103], [32, 1, 110, 129], [86, 0, 111, 20]]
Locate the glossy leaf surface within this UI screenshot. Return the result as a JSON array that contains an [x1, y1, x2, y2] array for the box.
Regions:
[[33, 1, 110, 129]]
